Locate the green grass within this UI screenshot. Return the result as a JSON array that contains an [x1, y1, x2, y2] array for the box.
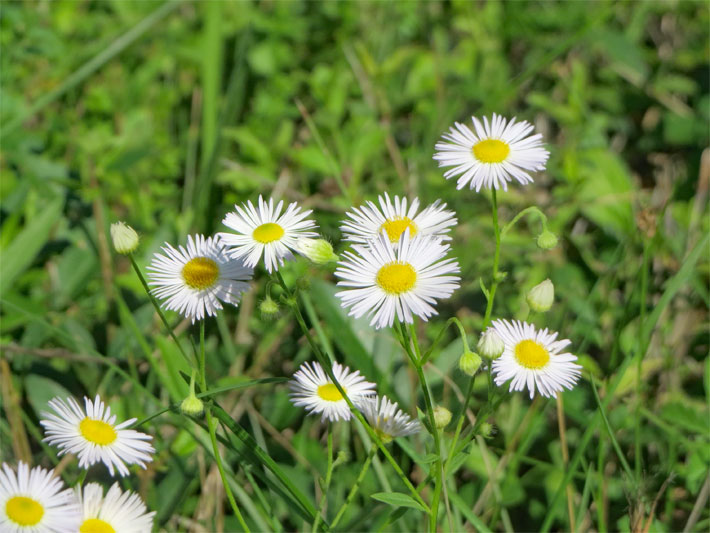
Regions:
[[1, 1, 709, 532]]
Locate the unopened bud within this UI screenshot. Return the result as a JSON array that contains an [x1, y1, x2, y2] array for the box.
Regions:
[[536, 230, 558, 250], [527, 279, 554, 313], [459, 351, 482, 376], [297, 238, 339, 264], [478, 329, 504, 360], [433, 406, 452, 430], [479, 422, 496, 438], [110, 222, 139, 254], [180, 394, 204, 417], [259, 296, 280, 319]]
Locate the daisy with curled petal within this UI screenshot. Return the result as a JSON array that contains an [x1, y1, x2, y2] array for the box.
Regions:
[[146, 234, 252, 323], [289, 361, 376, 422], [340, 193, 457, 245], [219, 195, 318, 273], [489, 319, 582, 399], [433, 113, 550, 192], [360, 395, 420, 443], [0, 461, 81, 533], [335, 230, 460, 329], [40, 395, 155, 477], [77, 482, 154, 533]]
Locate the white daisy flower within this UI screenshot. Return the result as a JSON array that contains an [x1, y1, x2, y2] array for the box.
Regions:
[[0, 461, 80, 532], [77, 482, 154, 533], [360, 395, 420, 443], [433, 113, 550, 192], [341, 193, 457, 245], [219, 195, 318, 273], [289, 361, 376, 422], [40, 395, 155, 477], [489, 319, 582, 399], [335, 231, 460, 329], [146, 234, 252, 323]]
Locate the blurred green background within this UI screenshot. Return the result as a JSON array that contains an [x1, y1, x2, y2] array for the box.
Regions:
[[1, 1, 708, 531]]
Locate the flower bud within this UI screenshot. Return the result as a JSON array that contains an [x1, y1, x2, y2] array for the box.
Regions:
[[526, 279, 554, 313], [459, 351, 482, 376], [297, 238, 339, 264], [433, 406, 452, 430], [180, 394, 204, 417], [259, 296, 280, 319], [536, 230, 558, 250], [479, 422, 496, 439], [478, 329, 504, 360], [110, 222, 139, 254]]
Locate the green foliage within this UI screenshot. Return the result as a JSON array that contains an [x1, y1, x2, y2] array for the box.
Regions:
[[1, 1, 708, 532]]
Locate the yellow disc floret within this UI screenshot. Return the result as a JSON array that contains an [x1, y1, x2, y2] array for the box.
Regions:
[[317, 383, 345, 402], [253, 223, 285, 244], [80, 518, 117, 533], [381, 217, 418, 242], [181, 257, 219, 290], [514, 340, 550, 370], [79, 418, 117, 446], [6, 496, 44, 526], [376, 262, 417, 295], [472, 139, 510, 163]]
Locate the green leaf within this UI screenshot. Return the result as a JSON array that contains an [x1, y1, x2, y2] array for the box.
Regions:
[[370, 492, 428, 512]]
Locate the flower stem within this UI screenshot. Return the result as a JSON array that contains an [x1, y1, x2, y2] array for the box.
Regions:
[[199, 321, 250, 532], [312, 425, 334, 533], [331, 446, 376, 529]]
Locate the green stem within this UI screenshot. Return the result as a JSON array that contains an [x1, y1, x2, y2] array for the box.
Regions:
[[445, 372, 477, 473], [128, 254, 194, 367], [274, 272, 430, 513], [200, 321, 250, 532], [634, 241, 651, 481], [331, 447, 376, 529], [499, 205, 547, 238], [400, 324, 444, 532], [313, 426, 334, 533], [420, 317, 470, 365]]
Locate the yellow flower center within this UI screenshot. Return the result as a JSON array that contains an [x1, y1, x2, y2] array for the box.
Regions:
[[380, 217, 418, 242], [472, 139, 510, 163], [253, 222, 285, 244], [514, 340, 550, 370], [80, 519, 117, 533], [6, 496, 44, 526], [317, 383, 345, 402], [376, 262, 417, 295], [181, 257, 219, 290], [79, 418, 117, 446]]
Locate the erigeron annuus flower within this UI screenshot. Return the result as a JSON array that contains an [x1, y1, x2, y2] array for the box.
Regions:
[[341, 193, 457, 245], [76, 482, 154, 533], [489, 319, 582, 399], [219, 195, 318, 273], [40, 395, 155, 477], [0, 462, 80, 532], [433, 113, 550, 191], [335, 231, 460, 329], [146, 234, 252, 323], [289, 361, 375, 422], [360, 395, 420, 442]]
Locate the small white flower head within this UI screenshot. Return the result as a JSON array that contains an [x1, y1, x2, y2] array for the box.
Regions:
[[526, 279, 554, 313], [77, 482, 155, 533], [219, 195, 318, 273], [335, 231, 460, 330], [341, 193, 457, 245], [459, 350, 482, 376], [296, 238, 339, 264], [40, 395, 155, 477], [289, 361, 376, 422], [110, 222, 139, 255], [433, 406, 452, 429], [478, 329, 504, 359], [360, 395, 420, 443], [536, 230, 558, 250], [146, 234, 252, 323], [0, 462, 81, 532], [433, 113, 550, 192], [490, 319, 582, 399]]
